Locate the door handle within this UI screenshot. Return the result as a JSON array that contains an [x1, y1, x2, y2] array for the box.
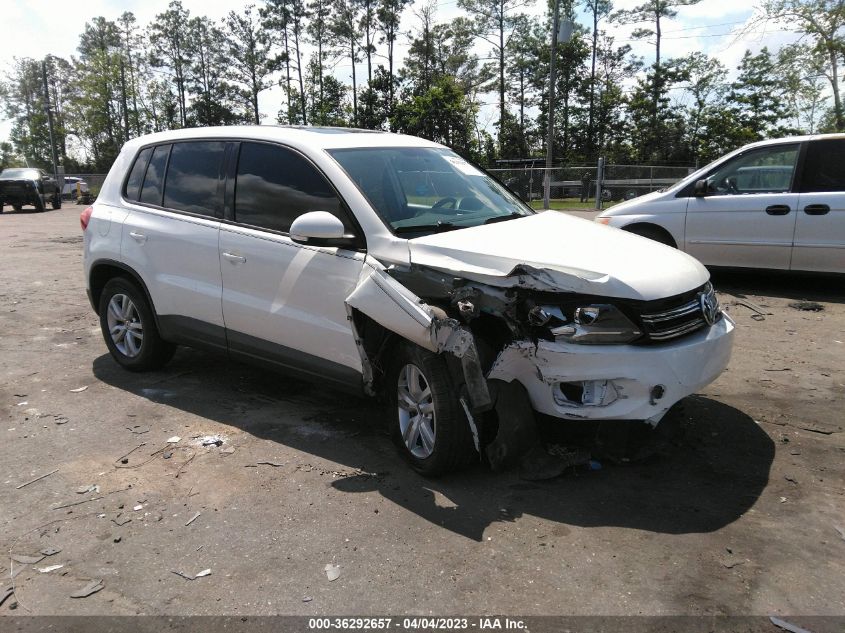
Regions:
[[765, 205, 791, 216], [222, 252, 246, 264], [804, 204, 830, 216], [129, 231, 146, 243]]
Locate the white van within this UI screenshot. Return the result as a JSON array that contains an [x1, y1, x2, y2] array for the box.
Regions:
[[83, 126, 734, 475], [596, 134, 845, 273]]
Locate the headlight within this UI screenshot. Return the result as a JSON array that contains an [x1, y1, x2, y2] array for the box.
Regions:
[[551, 303, 641, 344]]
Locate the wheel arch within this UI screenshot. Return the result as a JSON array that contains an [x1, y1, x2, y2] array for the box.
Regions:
[[621, 222, 678, 248], [88, 260, 160, 328]]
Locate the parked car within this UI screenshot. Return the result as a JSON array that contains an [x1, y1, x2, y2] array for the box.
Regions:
[[62, 176, 90, 200], [595, 134, 845, 274], [83, 126, 734, 475], [0, 168, 62, 212]]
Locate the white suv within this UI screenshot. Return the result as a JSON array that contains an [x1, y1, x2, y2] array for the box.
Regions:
[[83, 126, 734, 475], [596, 134, 845, 273]]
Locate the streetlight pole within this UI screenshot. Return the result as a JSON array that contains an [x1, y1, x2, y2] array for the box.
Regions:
[[542, 0, 561, 210]]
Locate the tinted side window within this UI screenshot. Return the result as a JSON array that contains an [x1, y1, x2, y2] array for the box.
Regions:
[[140, 144, 171, 206], [125, 147, 152, 201], [163, 141, 226, 217], [234, 142, 343, 233], [799, 140, 845, 192]]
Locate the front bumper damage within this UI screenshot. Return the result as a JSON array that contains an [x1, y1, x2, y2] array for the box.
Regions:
[[344, 255, 735, 472], [488, 313, 734, 424]]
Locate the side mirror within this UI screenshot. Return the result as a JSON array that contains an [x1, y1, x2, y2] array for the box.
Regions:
[[289, 211, 347, 245], [693, 179, 708, 197]]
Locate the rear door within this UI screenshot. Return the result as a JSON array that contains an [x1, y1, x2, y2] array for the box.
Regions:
[[684, 143, 801, 269], [219, 141, 365, 383], [120, 141, 228, 348], [793, 138, 845, 273]]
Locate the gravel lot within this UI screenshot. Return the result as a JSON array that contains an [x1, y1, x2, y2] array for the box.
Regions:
[[1, 205, 844, 624]]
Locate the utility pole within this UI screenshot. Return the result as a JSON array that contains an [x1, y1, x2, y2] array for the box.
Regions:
[[41, 59, 60, 183], [542, 0, 561, 210], [542, 1, 573, 209]]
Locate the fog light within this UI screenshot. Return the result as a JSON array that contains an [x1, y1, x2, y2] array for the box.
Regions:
[[554, 380, 619, 407]]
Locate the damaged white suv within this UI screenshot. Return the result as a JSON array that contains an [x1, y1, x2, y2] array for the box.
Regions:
[[83, 127, 735, 475]]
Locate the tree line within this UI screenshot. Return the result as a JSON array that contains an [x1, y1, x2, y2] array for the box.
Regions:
[[1, 0, 843, 173]]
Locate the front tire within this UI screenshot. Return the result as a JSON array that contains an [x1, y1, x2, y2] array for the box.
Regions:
[[624, 224, 676, 248], [98, 277, 176, 371], [34, 195, 45, 212], [386, 342, 474, 476], [51, 193, 62, 209]]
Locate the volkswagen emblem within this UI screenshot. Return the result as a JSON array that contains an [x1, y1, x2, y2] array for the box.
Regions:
[[699, 291, 719, 326]]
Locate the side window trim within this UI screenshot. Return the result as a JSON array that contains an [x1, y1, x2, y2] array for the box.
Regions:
[[231, 140, 365, 248]]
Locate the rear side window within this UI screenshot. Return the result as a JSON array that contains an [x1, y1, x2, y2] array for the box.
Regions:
[[125, 147, 152, 201], [163, 141, 227, 217], [140, 144, 171, 206], [234, 142, 344, 233], [799, 140, 845, 192]]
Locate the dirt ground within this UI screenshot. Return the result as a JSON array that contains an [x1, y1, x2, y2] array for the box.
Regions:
[[1, 205, 844, 624]]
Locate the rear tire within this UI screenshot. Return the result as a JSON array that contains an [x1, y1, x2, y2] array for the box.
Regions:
[[624, 224, 676, 248], [51, 193, 62, 209], [386, 342, 475, 477], [98, 277, 176, 372]]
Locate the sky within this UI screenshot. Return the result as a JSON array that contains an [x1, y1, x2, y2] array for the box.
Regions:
[[0, 0, 803, 147]]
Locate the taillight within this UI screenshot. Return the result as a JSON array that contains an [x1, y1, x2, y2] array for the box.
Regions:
[[80, 206, 93, 231]]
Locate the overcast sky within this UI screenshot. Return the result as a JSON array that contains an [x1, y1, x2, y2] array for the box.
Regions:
[[0, 0, 800, 144]]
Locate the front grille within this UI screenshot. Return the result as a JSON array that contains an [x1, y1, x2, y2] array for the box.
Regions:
[[637, 288, 715, 343]]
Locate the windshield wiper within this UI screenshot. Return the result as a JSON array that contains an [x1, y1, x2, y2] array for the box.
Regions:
[[484, 212, 525, 225], [394, 222, 457, 235]]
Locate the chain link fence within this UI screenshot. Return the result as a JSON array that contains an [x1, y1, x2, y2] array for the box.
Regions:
[[488, 164, 697, 204]]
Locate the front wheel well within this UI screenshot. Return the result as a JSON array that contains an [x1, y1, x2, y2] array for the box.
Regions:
[[622, 223, 678, 248]]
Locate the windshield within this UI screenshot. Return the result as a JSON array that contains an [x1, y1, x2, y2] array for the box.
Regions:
[[1, 169, 40, 180], [329, 147, 533, 236]]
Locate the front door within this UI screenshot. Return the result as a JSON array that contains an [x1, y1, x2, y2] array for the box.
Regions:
[[220, 141, 365, 384], [684, 143, 801, 269]]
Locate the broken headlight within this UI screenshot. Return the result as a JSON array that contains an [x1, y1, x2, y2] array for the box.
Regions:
[[551, 304, 641, 345]]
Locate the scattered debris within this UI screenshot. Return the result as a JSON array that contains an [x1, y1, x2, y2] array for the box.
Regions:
[[779, 496, 788, 503], [763, 368, 791, 372], [256, 461, 283, 467], [54, 416, 69, 425], [112, 515, 131, 527], [785, 475, 798, 485], [40, 547, 61, 557], [788, 301, 824, 312], [75, 484, 100, 495], [51, 485, 133, 510], [726, 297, 771, 321], [220, 447, 235, 455], [176, 453, 197, 478], [163, 452, 173, 459], [198, 435, 224, 447], [302, 596, 313, 603], [22, 408, 42, 418], [324, 564, 341, 582], [167, 436, 181, 444], [721, 559, 745, 569], [0, 587, 14, 608], [10, 554, 44, 565], [185, 512, 201, 526], [769, 616, 812, 633], [171, 569, 211, 581], [126, 424, 150, 435], [37, 564, 64, 573], [16, 468, 59, 489], [113, 536, 122, 543], [834, 525, 845, 541], [69, 386, 89, 393], [70, 579, 104, 599], [133, 504, 143, 511]]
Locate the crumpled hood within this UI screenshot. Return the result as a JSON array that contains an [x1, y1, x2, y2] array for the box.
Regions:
[[408, 211, 709, 301]]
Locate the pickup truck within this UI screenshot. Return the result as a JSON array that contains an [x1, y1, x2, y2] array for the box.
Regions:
[[0, 168, 62, 212]]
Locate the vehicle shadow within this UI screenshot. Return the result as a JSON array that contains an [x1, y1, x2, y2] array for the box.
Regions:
[[712, 269, 845, 304], [93, 348, 774, 542]]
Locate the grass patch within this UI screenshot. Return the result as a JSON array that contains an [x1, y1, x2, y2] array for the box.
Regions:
[[528, 198, 618, 211]]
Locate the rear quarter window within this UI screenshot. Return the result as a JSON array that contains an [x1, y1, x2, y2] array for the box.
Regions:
[[799, 139, 845, 192], [140, 145, 171, 206], [124, 147, 152, 201]]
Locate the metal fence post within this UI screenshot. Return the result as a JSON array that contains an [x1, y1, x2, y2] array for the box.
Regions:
[[594, 157, 604, 211]]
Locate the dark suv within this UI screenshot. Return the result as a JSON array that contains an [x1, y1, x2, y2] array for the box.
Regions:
[[0, 168, 62, 212]]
